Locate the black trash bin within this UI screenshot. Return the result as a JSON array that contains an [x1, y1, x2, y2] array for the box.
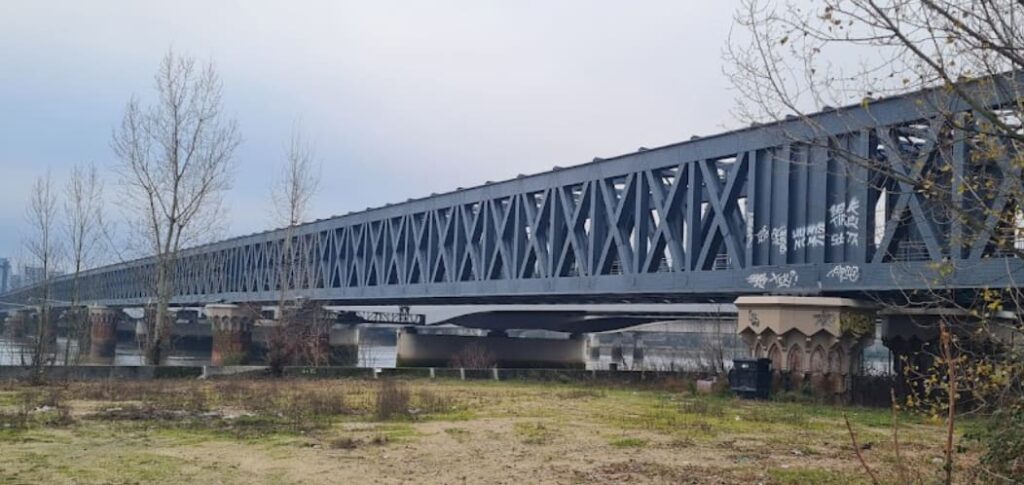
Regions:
[[729, 358, 772, 399]]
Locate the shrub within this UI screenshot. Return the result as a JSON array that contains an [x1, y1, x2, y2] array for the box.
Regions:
[[297, 388, 351, 417], [329, 436, 359, 449], [680, 399, 724, 418], [449, 343, 496, 369], [415, 389, 454, 414], [374, 380, 410, 421], [969, 405, 1024, 481]]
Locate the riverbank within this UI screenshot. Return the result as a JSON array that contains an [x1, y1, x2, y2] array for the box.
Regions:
[[0, 376, 977, 484]]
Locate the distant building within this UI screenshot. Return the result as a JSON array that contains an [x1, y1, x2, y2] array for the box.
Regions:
[[8, 274, 21, 290], [0, 258, 9, 293], [21, 265, 46, 287]]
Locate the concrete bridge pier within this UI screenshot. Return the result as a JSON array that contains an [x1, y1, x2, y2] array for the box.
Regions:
[[586, 334, 601, 362], [396, 327, 586, 368], [329, 324, 359, 366], [736, 296, 877, 396], [206, 304, 253, 366], [88, 305, 121, 364], [133, 307, 158, 347], [610, 334, 626, 370]]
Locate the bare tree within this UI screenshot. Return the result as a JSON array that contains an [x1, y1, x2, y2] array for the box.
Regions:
[[266, 125, 323, 371], [273, 125, 320, 229], [727, 1, 1024, 480], [112, 50, 240, 365], [62, 163, 104, 364], [23, 171, 61, 378]]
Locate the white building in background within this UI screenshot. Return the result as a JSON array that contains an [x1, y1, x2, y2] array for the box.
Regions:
[[20, 265, 45, 287]]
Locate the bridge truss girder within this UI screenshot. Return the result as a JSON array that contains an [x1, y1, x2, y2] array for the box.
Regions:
[[4, 77, 1023, 307]]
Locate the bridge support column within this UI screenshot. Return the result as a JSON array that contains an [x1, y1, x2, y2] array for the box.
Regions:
[[610, 334, 625, 370], [329, 324, 359, 366], [736, 296, 877, 397], [206, 304, 253, 366], [631, 334, 645, 369], [88, 306, 120, 364], [396, 328, 586, 369], [585, 334, 601, 363]]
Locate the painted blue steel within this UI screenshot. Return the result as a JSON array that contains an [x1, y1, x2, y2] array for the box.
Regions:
[[3, 79, 1023, 306]]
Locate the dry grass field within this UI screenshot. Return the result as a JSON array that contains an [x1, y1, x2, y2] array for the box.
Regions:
[[0, 377, 979, 484]]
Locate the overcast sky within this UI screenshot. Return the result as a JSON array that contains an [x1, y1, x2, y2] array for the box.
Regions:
[[0, 1, 740, 268]]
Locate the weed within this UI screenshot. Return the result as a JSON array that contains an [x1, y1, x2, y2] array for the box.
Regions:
[[680, 399, 725, 417], [773, 390, 819, 404], [415, 389, 454, 415], [448, 342, 496, 369], [375, 380, 410, 421], [514, 421, 555, 445], [768, 467, 870, 484], [329, 436, 359, 449], [693, 421, 715, 436], [290, 388, 352, 417], [558, 388, 606, 400], [0, 409, 28, 431], [667, 437, 695, 448]]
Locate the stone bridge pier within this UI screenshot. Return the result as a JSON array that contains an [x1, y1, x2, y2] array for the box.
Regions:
[[206, 304, 253, 366], [329, 324, 359, 366], [88, 305, 122, 364], [735, 296, 877, 395]]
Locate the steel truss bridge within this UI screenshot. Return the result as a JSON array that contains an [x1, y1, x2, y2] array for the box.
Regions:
[[3, 78, 1023, 308]]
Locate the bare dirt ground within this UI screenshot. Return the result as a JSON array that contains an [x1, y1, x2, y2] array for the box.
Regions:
[[0, 378, 975, 484]]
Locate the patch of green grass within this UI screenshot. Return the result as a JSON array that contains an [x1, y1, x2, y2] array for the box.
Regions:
[[608, 436, 648, 448], [421, 407, 477, 422], [373, 423, 419, 442], [767, 467, 871, 484], [513, 421, 556, 445], [0, 391, 20, 407], [0, 376, 968, 484], [113, 412, 313, 444], [0, 428, 27, 443], [557, 388, 607, 400]]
